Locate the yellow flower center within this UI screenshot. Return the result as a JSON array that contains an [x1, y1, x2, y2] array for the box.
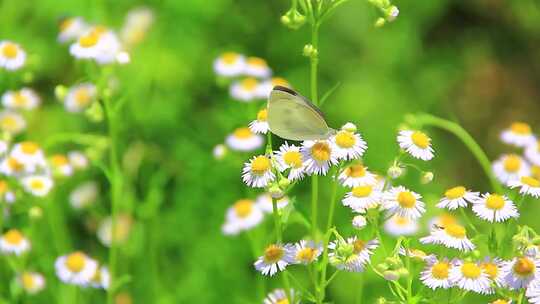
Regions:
[[221, 52, 239, 64], [461, 262, 481, 279], [2, 43, 18, 59], [233, 199, 253, 218], [233, 127, 253, 139], [271, 77, 289, 87], [240, 77, 258, 90], [1, 116, 17, 129], [20, 142, 39, 154], [394, 216, 410, 226], [444, 224, 466, 239], [52, 154, 69, 166], [335, 131, 356, 148], [353, 239, 366, 254], [79, 31, 100, 48], [431, 262, 450, 279], [4, 229, 23, 245], [504, 155, 521, 173], [283, 151, 303, 169], [437, 213, 457, 228], [7, 157, 24, 172], [533, 166, 540, 180], [492, 300, 509, 304], [481, 262, 498, 280], [60, 18, 74, 32], [30, 179, 45, 190], [352, 186, 373, 198], [257, 109, 268, 122], [0, 180, 7, 195], [296, 247, 316, 263], [65, 252, 86, 273], [411, 131, 430, 149], [510, 122, 532, 135], [276, 299, 289, 304], [74, 88, 91, 106], [247, 57, 267, 67], [311, 142, 331, 162], [485, 194, 505, 210], [521, 176, 540, 187], [345, 164, 366, 178], [21, 272, 35, 289], [263, 245, 284, 263], [251, 156, 271, 175], [513, 257, 535, 276], [445, 186, 466, 199], [13, 92, 27, 107], [397, 191, 416, 208]]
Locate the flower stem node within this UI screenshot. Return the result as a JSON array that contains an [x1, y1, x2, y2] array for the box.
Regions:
[[386, 256, 403, 268], [397, 267, 409, 278], [281, 8, 306, 30], [303, 44, 318, 59], [268, 184, 284, 199], [420, 171, 434, 184]]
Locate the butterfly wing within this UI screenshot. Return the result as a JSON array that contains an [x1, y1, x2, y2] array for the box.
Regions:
[[267, 86, 332, 141]]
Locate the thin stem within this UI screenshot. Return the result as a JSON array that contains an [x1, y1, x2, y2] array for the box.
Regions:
[[310, 23, 320, 106], [311, 175, 319, 241], [271, 199, 282, 243], [413, 113, 502, 193], [459, 208, 479, 234]]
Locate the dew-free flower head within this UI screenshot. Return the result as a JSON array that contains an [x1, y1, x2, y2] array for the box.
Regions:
[[242, 155, 275, 188], [230, 77, 260, 102], [437, 185, 479, 210], [222, 199, 263, 235], [301, 140, 338, 176], [21, 175, 53, 197], [471, 193, 518, 223], [501, 122, 536, 147], [332, 129, 367, 161], [501, 248, 540, 290], [248, 108, 269, 134], [420, 255, 454, 290], [225, 127, 263, 152], [58, 17, 89, 43], [384, 215, 419, 236], [55, 251, 98, 286], [64, 83, 96, 112], [18, 272, 45, 294], [420, 223, 475, 252], [213, 52, 246, 77], [291, 240, 322, 265], [342, 184, 382, 213], [2, 88, 40, 110], [493, 154, 530, 185], [382, 186, 426, 220], [275, 142, 306, 181], [254, 243, 295, 276], [0, 110, 26, 135], [244, 56, 272, 78], [0, 40, 26, 71], [0, 229, 30, 255], [449, 260, 491, 294], [397, 130, 434, 161], [338, 163, 376, 187]]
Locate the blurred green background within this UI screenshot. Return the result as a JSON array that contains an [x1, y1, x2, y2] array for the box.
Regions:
[[2, 0, 540, 303]]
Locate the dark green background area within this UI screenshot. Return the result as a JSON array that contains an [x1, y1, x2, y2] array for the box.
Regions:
[[1, 0, 540, 303]]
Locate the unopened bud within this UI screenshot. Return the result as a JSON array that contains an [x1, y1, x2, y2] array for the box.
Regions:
[[420, 171, 434, 184], [383, 270, 399, 281], [387, 165, 403, 179], [29, 206, 42, 219], [55, 85, 68, 101], [85, 101, 104, 122], [374, 17, 386, 28], [352, 215, 367, 230], [386, 257, 403, 268], [376, 263, 389, 272], [303, 44, 318, 58], [397, 267, 409, 278], [268, 184, 284, 199], [386, 6, 399, 21], [278, 177, 291, 188], [341, 122, 357, 133], [375, 298, 388, 304], [213, 144, 227, 160], [281, 9, 306, 30]]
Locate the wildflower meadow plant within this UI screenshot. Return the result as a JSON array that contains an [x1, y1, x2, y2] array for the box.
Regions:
[[216, 1, 540, 303]]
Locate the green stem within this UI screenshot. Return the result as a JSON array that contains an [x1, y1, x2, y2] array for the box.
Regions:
[[311, 175, 319, 241], [459, 208, 479, 234], [271, 199, 282, 243], [413, 113, 502, 193], [310, 23, 320, 106]]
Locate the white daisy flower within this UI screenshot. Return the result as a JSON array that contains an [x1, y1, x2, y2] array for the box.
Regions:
[[263, 289, 298, 304], [292, 240, 322, 265], [449, 260, 491, 294], [301, 140, 338, 175], [90, 266, 110, 289], [0, 229, 30, 255], [21, 175, 54, 197], [242, 155, 275, 188], [50, 154, 74, 177], [342, 184, 382, 213], [254, 243, 295, 276], [480, 257, 505, 292], [58, 17, 89, 43], [397, 130, 434, 161], [328, 237, 379, 272], [0, 156, 28, 176], [0, 41, 26, 71], [525, 141, 540, 166], [332, 129, 367, 161], [55, 251, 98, 286], [213, 52, 246, 77], [222, 199, 264, 235], [0, 110, 26, 135], [527, 279, 540, 304], [338, 163, 376, 187], [120, 7, 154, 47], [384, 215, 419, 236], [255, 193, 289, 213], [18, 272, 45, 294], [0, 140, 8, 156], [70, 26, 107, 60], [437, 185, 480, 210], [68, 151, 89, 170], [243, 57, 272, 78], [94, 31, 123, 65], [255, 77, 291, 99], [10, 141, 47, 169], [248, 108, 269, 134], [493, 154, 531, 185], [490, 299, 513, 304], [97, 214, 133, 247], [428, 212, 459, 229], [352, 215, 367, 229], [64, 83, 96, 112], [275, 142, 305, 181], [472, 193, 518, 222], [2, 88, 40, 110], [509, 176, 540, 198], [230, 77, 260, 102], [420, 223, 475, 252], [420, 255, 454, 290], [70, 181, 99, 209], [225, 127, 264, 152], [501, 122, 536, 148], [501, 249, 540, 290], [382, 186, 426, 220], [212, 144, 227, 160]]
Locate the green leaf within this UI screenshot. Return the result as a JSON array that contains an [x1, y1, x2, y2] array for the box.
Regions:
[[319, 82, 341, 107]]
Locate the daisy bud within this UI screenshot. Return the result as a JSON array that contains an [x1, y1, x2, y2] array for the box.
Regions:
[[55, 85, 68, 101], [212, 144, 227, 160], [376, 298, 388, 304], [385, 6, 399, 21], [278, 177, 291, 188], [387, 164, 403, 179], [420, 171, 434, 184], [397, 267, 409, 278], [341, 122, 357, 133], [513, 235, 529, 247], [281, 8, 306, 30], [352, 215, 367, 230], [374, 18, 386, 28], [29, 206, 42, 219], [383, 270, 399, 281], [386, 256, 403, 268], [303, 44, 317, 58], [85, 101, 104, 122], [268, 184, 284, 199], [376, 263, 389, 272]]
